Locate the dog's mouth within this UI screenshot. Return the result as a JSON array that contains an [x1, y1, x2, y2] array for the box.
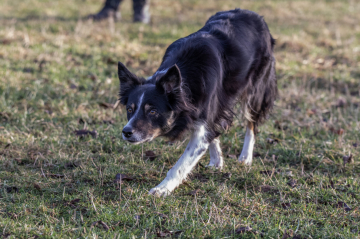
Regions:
[[123, 138, 143, 144], [122, 135, 153, 145], [126, 139, 138, 143]]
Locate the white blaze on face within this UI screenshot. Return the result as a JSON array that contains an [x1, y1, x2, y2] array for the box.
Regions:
[[149, 124, 210, 196], [122, 93, 145, 142]]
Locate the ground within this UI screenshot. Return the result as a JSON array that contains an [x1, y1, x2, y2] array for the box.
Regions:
[[0, 0, 359, 238]]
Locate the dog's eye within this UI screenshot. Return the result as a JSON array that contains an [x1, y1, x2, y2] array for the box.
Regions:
[[149, 109, 156, 115], [127, 108, 133, 113]]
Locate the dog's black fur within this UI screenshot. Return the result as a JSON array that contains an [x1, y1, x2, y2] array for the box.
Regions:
[[118, 8, 277, 144]]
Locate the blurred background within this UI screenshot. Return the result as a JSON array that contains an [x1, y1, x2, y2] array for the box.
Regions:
[[1, 0, 359, 141], [1, 0, 359, 111], [0, 0, 359, 238]]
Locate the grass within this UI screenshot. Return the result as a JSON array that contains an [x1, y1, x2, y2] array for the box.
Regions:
[[0, 0, 359, 238]]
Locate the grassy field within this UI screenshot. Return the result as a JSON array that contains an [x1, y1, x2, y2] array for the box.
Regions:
[[0, 0, 360, 238]]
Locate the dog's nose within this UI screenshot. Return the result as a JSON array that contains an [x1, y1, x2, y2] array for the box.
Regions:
[[122, 126, 133, 138]]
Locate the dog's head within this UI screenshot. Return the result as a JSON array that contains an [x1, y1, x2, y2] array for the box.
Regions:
[[118, 62, 183, 144]]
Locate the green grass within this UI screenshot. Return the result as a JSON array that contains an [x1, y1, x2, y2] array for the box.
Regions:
[[0, 0, 359, 238]]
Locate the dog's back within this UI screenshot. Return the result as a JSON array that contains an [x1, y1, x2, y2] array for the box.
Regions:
[[152, 9, 277, 139]]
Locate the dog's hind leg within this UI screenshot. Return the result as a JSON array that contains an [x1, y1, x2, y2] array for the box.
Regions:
[[238, 121, 255, 165], [149, 125, 210, 197], [207, 138, 223, 169]]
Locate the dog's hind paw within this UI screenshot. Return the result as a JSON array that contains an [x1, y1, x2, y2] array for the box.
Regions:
[[238, 153, 253, 165], [149, 186, 171, 197], [206, 162, 223, 170]]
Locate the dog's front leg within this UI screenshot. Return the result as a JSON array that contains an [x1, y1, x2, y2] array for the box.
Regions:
[[238, 121, 255, 165], [149, 125, 209, 197]]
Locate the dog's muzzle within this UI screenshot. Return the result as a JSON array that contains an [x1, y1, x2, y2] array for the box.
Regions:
[[122, 126, 134, 138]]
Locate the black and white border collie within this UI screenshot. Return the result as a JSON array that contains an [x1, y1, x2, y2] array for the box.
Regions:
[[117, 9, 277, 196]]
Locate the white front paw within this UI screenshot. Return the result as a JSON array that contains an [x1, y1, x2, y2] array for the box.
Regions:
[[238, 153, 253, 165], [149, 186, 171, 197]]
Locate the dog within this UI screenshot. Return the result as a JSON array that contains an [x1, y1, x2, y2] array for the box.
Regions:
[[117, 9, 277, 196]]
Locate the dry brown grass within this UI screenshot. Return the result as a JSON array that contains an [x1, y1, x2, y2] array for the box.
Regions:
[[0, 0, 359, 238]]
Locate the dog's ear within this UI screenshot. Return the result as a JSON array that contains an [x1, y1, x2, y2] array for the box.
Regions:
[[156, 64, 182, 95], [118, 61, 142, 104], [118, 61, 139, 85]]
